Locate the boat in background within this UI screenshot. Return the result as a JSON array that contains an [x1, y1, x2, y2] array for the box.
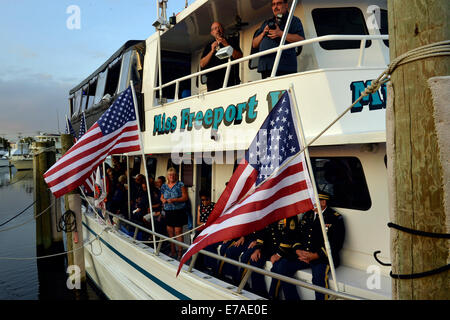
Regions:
[[32, 133, 63, 160], [9, 143, 32, 171], [0, 150, 10, 167]]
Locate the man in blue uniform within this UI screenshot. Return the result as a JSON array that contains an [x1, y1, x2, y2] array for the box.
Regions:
[[269, 192, 345, 300], [240, 216, 299, 298], [252, 0, 305, 79]]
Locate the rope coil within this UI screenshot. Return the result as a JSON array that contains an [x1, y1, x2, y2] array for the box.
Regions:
[[57, 210, 77, 233]]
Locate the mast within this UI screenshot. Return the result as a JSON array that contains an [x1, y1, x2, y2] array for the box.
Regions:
[[387, 0, 449, 299]]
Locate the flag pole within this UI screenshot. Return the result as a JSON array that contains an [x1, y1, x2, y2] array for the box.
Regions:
[[102, 161, 109, 224], [127, 155, 131, 221], [130, 81, 157, 251], [288, 83, 339, 293]]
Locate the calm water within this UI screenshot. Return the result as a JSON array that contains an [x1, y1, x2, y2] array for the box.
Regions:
[[0, 166, 103, 300]]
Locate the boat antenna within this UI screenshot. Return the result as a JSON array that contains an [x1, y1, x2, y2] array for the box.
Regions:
[[56, 108, 60, 133], [153, 0, 169, 30]]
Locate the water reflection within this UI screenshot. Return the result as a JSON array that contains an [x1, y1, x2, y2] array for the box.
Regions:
[[0, 167, 103, 300]]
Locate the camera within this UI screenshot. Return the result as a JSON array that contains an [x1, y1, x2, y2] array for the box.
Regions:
[[267, 19, 277, 30]]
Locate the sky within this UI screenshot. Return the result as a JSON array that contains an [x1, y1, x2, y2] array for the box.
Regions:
[[0, 0, 188, 142]]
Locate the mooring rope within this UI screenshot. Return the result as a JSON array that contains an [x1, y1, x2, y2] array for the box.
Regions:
[[0, 227, 111, 261], [0, 201, 55, 233], [0, 200, 37, 227]]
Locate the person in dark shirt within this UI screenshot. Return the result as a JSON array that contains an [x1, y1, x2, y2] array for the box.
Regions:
[[200, 21, 243, 91], [269, 192, 345, 300], [240, 216, 299, 298], [194, 191, 220, 274], [252, 0, 305, 79]]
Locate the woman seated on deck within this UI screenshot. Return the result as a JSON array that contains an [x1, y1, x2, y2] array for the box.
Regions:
[[160, 168, 188, 260]]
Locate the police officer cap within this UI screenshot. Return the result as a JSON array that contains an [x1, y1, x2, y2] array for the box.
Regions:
[[318, 191, 331, 201]]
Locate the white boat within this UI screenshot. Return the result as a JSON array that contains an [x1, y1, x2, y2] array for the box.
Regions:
[[0, 150, 9, 167], [0, 157, 10, 168], [32, 133, 63, 160], [9, 144, 32, 171], [68, 0, 392, 300]]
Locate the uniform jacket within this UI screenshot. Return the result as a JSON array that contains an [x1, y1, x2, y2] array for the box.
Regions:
[[254, 216, 299, 260], [293, 207, 345, 266]]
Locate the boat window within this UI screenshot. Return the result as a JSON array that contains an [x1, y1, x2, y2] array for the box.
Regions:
[[81, 85, 89, 112], [85, 81, 97, 110], [130, 51, 143, 89], [312, 7, 371, 50], [311, 157, 371, 210], [94, 70, 108, 104], [73, 89, 82, 115], [181, 163, 194, 187], [104, 59, 122, 96], [146, 156, 157, 180], [380, 9, 389, 47], [118, 50, 132, 93], [69, 96, 74, 116], [157, 51, 191, 101], [131, 156, 141, 177]]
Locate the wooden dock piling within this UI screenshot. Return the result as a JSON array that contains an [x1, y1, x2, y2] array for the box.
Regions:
[[33, 141, 56, 253], [387, 0, 449, 299]]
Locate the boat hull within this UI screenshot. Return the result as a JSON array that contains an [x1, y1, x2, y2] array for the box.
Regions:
[[0, 159, 10, 167], [82, 209, 262, 300], [10, 159, 33, 170]]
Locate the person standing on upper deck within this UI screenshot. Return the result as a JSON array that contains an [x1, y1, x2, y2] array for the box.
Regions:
[[200, 22, 243, 91], [252, 0, 305, 79]]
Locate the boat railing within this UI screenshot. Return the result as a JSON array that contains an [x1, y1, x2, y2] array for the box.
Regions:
[[83, 197, 362, 300], [153, 34, 389, 104]]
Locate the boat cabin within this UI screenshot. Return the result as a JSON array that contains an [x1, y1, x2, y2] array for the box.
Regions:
[[70, 0, 392, 300]]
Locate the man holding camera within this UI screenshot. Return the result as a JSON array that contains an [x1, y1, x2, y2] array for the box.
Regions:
[[252, 0, 305, 79], [200, 22, 243, 91]]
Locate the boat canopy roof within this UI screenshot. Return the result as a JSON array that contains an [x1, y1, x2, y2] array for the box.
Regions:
[[69, 40, 145, 95]]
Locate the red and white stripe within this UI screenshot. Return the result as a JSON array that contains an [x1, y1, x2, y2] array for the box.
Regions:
[[44, 120, 140, 198], [177, 152, 314, 275]]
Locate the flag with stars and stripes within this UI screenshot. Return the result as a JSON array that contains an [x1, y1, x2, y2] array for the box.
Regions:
[[177, 91, 315, 275], [76, 111, 96, 194], [78, 111, 87, 140], [65, 116, 77, 140], [44, 86, 141, 198]]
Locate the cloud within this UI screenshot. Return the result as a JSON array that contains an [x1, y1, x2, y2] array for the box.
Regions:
[[0, 77, 73, 142], [8, 45, 38, 59]]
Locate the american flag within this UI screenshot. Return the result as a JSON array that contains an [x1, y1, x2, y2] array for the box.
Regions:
[[65, 116, 76, 140], [78, 111, 87, 140], [177, 91, 315, 275], [44, 86, 141, 198], [77, 111, 95, 193]]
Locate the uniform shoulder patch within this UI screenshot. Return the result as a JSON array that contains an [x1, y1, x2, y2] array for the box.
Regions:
[[290, 219, 296, 230]]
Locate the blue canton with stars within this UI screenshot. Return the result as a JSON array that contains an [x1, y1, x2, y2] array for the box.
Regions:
[[245, 91, 301, 185], [78, 112, 87, 139], [98, 87, 137, 135]]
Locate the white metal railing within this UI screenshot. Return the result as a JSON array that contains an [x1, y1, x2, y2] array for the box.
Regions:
[[153, 34, 389, 104], [82, 196, 363, 300]]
